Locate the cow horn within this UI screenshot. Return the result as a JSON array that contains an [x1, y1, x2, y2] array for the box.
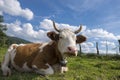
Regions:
[[53, 21, 60, 32], [74, 25, 82, 34]]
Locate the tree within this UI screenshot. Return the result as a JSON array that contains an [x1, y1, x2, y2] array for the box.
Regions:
[[0, 15, 7, 31], [0, 15, 7, 47], [0, 15, 4, 22]]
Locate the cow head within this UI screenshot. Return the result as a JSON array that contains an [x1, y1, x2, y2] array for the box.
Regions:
[[47, 21, 86, 56]]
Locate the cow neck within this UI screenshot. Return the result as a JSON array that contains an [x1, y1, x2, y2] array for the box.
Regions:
[[51, 41, 67, 66]]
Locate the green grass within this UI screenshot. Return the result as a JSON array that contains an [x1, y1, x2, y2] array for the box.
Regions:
[[0, 47, 120, 80]]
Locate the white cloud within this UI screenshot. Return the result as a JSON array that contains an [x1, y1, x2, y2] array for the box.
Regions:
[[39, 19, 53, 31], [80, 42, 96, 53], [6, 19, 86, 42], [116, 35, 120, 40], [85, 42, 94, 47], [39, 19, 86, 33], [36, 15, 55, 20], [0, 11, 2, 15], [100, 41, 116, 48], [83, 28, 117, 40], [6, 20, 49, 42], [99, 49, 117, 54], [0, 0, 34, 20]]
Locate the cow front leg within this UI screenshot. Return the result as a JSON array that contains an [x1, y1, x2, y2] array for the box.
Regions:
[[61, 66, 68, 73], [60, 60, 68, 73], [52, 64, 68, 73], [32, 63, 54, 76]]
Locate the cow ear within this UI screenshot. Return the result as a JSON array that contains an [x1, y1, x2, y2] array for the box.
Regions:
[[76, 35, 86, 43], [47, 31, 59, 41]]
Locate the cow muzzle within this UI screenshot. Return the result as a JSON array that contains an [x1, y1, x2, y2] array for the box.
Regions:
[[66, 47, 78, 56], [64, 47, 78, 56]]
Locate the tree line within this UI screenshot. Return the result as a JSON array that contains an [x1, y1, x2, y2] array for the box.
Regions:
[[0, 15, 31, 47], [0, 15, 7, 47]]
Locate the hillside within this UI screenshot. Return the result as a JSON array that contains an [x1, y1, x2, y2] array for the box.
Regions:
[[6, 36, 31, 45]]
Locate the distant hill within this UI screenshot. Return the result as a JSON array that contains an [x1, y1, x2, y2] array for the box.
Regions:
[[6, 36, 31, 45]]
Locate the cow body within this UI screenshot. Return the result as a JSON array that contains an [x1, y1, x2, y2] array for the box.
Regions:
[[1, 42, 68, 76], [1, 21, 86, 76]]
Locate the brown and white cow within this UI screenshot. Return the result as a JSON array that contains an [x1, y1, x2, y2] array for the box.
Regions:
[[1, 21, 86, 76]]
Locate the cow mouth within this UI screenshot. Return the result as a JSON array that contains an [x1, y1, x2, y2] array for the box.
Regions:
[[64, 52, 77, 56]]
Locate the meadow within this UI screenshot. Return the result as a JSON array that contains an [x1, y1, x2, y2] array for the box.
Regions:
[[0, 47, 120, 80]]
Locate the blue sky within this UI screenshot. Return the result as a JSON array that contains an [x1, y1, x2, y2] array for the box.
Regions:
[[0, 0, 120, 54]]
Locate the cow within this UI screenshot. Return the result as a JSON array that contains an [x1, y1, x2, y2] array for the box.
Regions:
[[1, 21, 86, 76]]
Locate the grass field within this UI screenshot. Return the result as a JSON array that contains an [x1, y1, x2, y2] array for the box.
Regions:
[[0, 47, 120, 80]]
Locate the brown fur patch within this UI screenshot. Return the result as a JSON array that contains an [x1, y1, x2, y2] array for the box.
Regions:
[[32, 41, 63, 69], [14, 43, 42, 68], [76, 35, 87, 43]]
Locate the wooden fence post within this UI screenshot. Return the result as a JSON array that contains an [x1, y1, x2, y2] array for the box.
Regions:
[[106, 40, 108, 56], [79, 44, 82, 55], [118, 40, 120, 53], [96, 42, 99, 55]]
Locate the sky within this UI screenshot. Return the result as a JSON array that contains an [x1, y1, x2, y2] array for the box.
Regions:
[[0, 0, 120, 54]]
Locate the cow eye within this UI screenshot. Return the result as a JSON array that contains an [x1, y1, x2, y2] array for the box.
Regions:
[[59, 36, 63, 39]]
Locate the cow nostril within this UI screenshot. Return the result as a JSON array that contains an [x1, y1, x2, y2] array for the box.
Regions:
[[68, 47, 77, 53], [68, 47, 72, 51]]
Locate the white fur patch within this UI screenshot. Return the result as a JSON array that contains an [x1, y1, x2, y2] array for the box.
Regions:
[[10, 49, 16, 65], [33, 63, 54, 75], [42, 63, 54, 75], [8, 44, 18, 52], [32, 65, 38, 70], [1, 43, 20, 76], [61, 66, 68, 73], [39, 43, 48, 52], [22, 62, 32, 72], [19, 44, 26, 46], [1, 52, 11, 76], [75, 51, 78, 56], [48, 41, 54, 45]]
